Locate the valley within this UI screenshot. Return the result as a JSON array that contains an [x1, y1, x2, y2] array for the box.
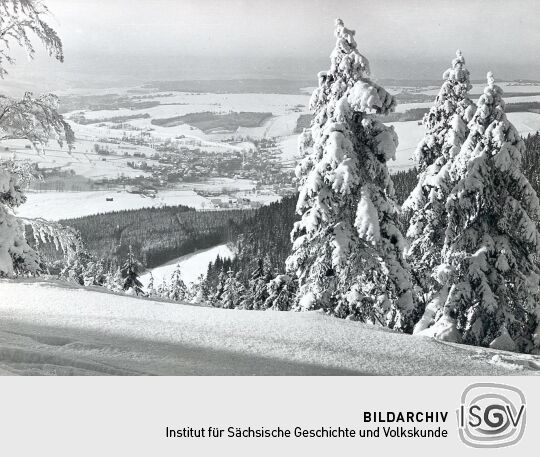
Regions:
[[3, 79, 540, 223], [4, 78, 540, 280]]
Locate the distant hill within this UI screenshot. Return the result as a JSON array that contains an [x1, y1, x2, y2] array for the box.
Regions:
[[144, 79, 316, 95]]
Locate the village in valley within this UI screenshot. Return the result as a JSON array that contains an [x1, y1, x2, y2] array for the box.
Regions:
[[4, 78, 540, 221], [1, 92, 300, 215]]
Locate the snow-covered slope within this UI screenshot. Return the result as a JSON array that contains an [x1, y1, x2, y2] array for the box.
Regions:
[[16, 190, 212, 221], [1, 279, 539, 376], [140, 244, 234, 288]]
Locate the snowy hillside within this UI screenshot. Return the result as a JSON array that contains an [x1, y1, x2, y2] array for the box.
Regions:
[[139, 244, 234, 288], [1, 279, 539, 376], [16, 189, 211, 221]]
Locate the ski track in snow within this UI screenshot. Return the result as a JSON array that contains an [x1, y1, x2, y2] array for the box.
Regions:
[[1, 279, 539, 376]]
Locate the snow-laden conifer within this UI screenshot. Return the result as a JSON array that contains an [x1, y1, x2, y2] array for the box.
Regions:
[[104, 267, 123, 293], [416, 72, 540, 352], [241, 258, 270, 310], [156, 279, 168, 298], [168, 264, 187, 301], [188, 274, 207, 304], [404, 51, 476, 294], [121, 247, 143, 296], [286, 19, 417, 330], [263, 274, 295, 311], [146, 272, 156, 298], [220, 270, 245, 309]]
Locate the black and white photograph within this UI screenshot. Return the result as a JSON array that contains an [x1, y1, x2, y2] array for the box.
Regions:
[[1, 0, 540, 378]]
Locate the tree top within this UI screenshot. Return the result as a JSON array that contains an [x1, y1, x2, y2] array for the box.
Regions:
[[442, 49, 470, 84], [487, 71, 496, 86]]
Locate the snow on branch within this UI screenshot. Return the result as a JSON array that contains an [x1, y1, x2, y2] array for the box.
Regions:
[[0, 158, 36, 208], [0, 0, 63, 78], [0, 92, 74, 149], [22, 216, 82, 258]]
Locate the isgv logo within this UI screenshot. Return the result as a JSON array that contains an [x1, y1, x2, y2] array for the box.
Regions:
[[457, 383, 526, 448]]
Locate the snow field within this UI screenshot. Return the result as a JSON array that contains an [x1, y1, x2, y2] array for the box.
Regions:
[[16, 190, 212, 221], [0, 137, 156, 179], [78, 92, 310, 121], [418, 82, 540, 96], [4, 86, 539, 192], [1, 279, 539, 375], [140, 244, 234, 288]]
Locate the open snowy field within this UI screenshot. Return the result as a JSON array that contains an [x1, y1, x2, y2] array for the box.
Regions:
[[7, 110, 538, 183], [382, 112, 540, 172], [16, 190, 212, 221], [277, 118, 426, 170], [386, 121, 424, 170], [0, 137, 156, 180], [71, 123, 255, 155], [5, 82, 538, 189], [64, 92, 311, 151], [14, 176, 259, 221], [507, 112, 540, 135], [1, 279, 539, 376], [418, 82, 540, 96], [140, 244, 234, 288], [4, 83, 539, 223], [77, 92, 309, 122]]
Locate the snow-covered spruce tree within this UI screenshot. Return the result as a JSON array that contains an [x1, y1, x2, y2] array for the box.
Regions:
[[156, 278, 168, 298], [188, 274, 207, 304], [0, 0, 74, 277], [121, 247, 143, 296], [416, 72, 540, 352], [197, 272, 213, 303], [404, 51, 476, 298], [168, 264, 187, 301], [61, 244, 102, 286], [83, 259, 105, 287], [286, 19, 417, 331], [210, 269, 226, 305], [104, 267, 123, 293], [263, 274, 295, 311], [240, 258, 270, 310], [146, 272, 156, 298], [219, 270, 245, 309]]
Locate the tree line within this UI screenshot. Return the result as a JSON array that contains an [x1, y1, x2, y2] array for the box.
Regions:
[[51, 205, 255, 270]]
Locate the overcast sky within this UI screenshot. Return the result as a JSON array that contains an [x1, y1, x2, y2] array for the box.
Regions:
[[12, 0, 540, 84]]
